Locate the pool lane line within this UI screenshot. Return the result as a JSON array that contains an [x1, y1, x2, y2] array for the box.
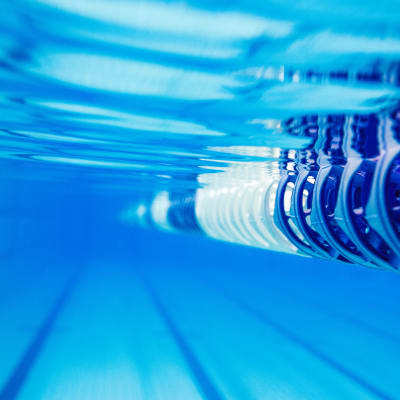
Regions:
[[205, 279, 395, 400], [0, 270, 82, 400], [136, 269, 227, 400]]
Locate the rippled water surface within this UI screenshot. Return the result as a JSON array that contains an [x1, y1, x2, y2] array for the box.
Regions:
[[1, 0, 400, 190]]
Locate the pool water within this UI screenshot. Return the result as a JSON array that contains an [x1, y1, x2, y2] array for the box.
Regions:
[[1, 1, 400, 399]]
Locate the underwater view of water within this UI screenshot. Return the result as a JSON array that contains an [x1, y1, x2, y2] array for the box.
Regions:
[[2, 0, 400, 399]]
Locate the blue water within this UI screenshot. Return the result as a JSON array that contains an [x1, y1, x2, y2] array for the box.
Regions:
[[2, 0, 400, 399]]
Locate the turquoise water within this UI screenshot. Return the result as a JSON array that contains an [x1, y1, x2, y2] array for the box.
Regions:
[[2, 1, 400, 399], [2, 0, 400, 189]]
